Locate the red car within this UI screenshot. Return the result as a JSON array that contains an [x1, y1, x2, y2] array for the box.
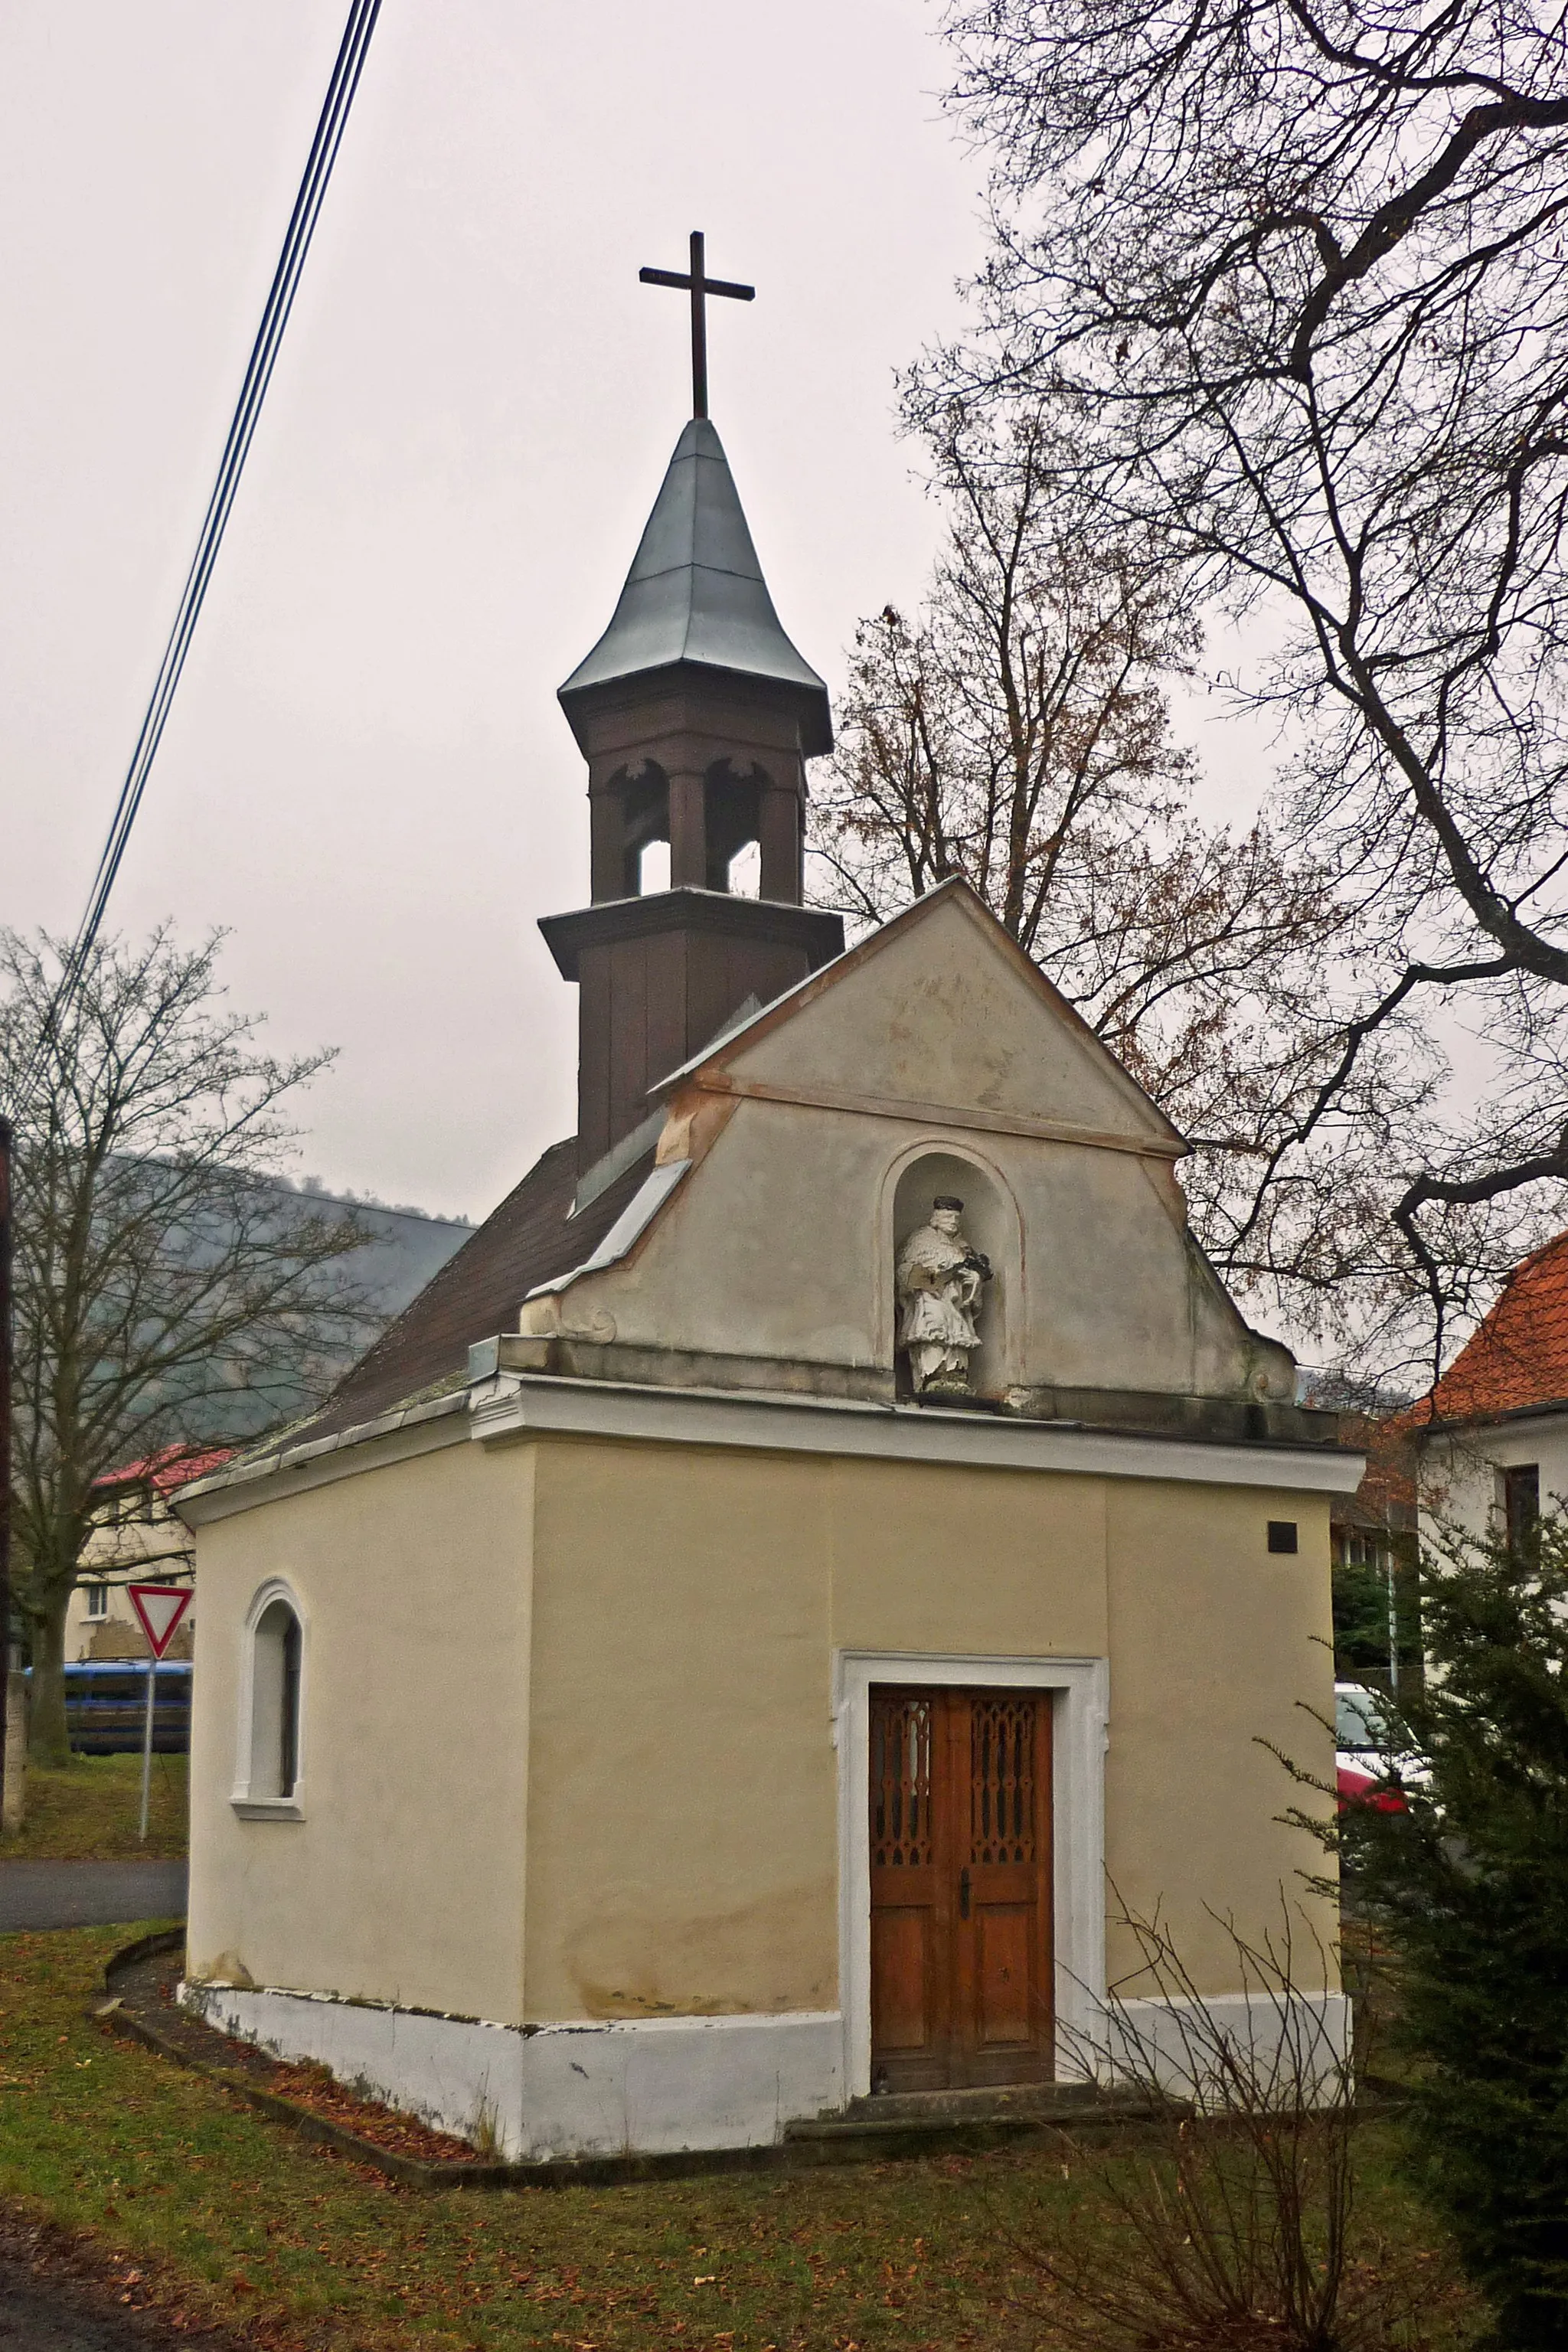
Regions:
[[1335, 1681, 1422, 1813]]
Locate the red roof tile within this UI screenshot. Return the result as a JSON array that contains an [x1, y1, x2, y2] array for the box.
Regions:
[[1423, 1230, 1568, 1424], [93, 1446, 235, 1496]]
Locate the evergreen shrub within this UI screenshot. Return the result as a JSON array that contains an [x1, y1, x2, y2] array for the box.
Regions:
[[1344, 1513, 1568, 2348]]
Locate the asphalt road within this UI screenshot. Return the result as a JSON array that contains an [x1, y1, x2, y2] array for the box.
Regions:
[[0, 1860, 186, 1930]]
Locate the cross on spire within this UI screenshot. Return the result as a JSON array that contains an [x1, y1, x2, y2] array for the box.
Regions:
[[639, 230, 754, 421]]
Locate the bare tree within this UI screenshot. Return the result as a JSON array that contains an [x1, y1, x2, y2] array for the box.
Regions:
[[1, 928, 379, 1763], [811, 404, 1421, 1333], [813, 403, 1202, 942], [918, 0, 1568, 1375]]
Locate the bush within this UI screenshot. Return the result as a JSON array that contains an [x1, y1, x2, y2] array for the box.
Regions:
[[1008, 1903, 1426, 2351], [1344, 1514, 1568, 2349]]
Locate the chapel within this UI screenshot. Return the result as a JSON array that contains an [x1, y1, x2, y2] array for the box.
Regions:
[[177, 272, 1360, 2162]]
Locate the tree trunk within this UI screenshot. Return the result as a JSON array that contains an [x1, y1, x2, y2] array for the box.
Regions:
[[28, 1595, 72, 1767], [2, 1670, 27, 1831]]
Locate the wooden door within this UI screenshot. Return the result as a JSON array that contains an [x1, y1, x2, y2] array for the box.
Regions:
[[868, 1686, 1054, 2092]]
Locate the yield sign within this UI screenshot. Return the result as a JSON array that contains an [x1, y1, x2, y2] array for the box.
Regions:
[[128, 1583, 193, 1660]]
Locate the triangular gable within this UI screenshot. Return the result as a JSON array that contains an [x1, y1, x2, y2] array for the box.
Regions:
[[655, 880, 1184, 1153]]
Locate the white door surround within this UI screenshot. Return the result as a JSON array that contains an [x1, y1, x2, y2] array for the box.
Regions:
[[834, 1651, 1109, 2098]]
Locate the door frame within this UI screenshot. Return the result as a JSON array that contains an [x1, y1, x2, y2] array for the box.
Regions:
[[835, 1651, 1108, 2099]]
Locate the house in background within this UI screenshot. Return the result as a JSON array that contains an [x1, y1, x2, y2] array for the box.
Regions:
[[67, 1188, 473, 1663], [67, 1448, 230, 1661], [1411, 1229, 1568, 1553]]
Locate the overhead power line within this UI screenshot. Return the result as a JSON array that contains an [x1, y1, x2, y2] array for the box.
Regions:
[[0, 1, 384, 1792], [61, 0, 385, 1010]]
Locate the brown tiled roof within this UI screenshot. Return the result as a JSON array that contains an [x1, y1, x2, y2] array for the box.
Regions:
[[1331, 1413, 1417, 1532], [1422, 1228, 1568, 1425], [286, 1138, 650, 1446]]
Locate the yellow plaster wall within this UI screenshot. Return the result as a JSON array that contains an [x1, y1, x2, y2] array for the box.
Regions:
[[524, 1439, 839, 2022], [522, 1438, 1333, 2022], [1103, 1482, 1338, 1991], [826, 1455, 1107, 1659], [185, 1436, 534, 2021]]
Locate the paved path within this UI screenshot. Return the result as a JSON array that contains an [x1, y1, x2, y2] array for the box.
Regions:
[[0, 1860, 185, 1930], [0, 2219, 235, 2351], [0, 2266, 181, 2351]]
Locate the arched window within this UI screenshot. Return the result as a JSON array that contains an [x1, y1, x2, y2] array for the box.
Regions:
[[235, 1586, 305, 1812]]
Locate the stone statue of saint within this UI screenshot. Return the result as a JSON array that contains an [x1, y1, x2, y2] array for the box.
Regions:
[[897, 1196, 992, 1398]]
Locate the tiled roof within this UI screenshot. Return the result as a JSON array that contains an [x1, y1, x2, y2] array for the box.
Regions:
[[1423, 1229, 1568, 1424], [93, 1446, 235, 1497], [277, 1137, 652, 1449], [1330, 1413, 1417, 1530]]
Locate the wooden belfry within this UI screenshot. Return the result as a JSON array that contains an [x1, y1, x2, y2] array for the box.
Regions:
[[542, 235, 844, 1179]]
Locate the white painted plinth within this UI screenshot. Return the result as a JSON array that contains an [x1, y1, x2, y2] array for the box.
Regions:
[[179, 1981, 844, 2162], [1099, 1990, 1353, 2104]]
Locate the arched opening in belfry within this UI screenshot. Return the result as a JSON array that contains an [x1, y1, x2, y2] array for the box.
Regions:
[[704, 759, 766, 893], [616, 763, 670, 896]]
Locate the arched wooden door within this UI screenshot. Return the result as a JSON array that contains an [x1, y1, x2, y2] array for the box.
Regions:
[[869, 1685, 1054, 2092]]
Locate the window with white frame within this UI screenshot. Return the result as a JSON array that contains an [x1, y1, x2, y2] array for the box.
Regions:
[[1503, 1462, 1541, 1563], [83, 1583, 109, 1620], [240, 1591, 304, 1806]]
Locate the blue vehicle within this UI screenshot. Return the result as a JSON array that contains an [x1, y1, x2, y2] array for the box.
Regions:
[[24, 1661, 193, 1756]]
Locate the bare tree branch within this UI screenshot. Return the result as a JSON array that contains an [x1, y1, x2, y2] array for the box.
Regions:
[[1, 927, 382, 1762], [915, 0, 1568, 1377]]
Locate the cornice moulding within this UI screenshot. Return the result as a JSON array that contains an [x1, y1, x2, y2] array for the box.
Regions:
[[471, 1375, 1365, 1494], [681, 1073, 1190, 1158]]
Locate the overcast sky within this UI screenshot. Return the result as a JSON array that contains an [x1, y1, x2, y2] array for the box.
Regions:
[[2, 2, 1272, 1222]]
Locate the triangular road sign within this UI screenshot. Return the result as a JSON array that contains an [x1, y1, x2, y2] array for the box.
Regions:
[[128, 1583, 194, 1660]]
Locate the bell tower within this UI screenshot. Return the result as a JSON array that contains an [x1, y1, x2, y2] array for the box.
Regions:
[[541, 284, 844, 1181]]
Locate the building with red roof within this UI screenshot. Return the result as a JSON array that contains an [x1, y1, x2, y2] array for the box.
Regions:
[[67, 1448, 234, 1663], [1423, 1231, 1568, 1426], [1411, 1229, 1568, 1550]]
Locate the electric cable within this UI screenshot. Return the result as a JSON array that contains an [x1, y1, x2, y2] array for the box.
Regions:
[[45, 0, 385, 1047]]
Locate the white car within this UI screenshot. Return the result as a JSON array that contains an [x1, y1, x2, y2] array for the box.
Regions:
[[1334, 1680, 1429, 1811]]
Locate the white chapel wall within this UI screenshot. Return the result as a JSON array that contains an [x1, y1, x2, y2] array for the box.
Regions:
[[554, 1093, 1283, 1404], [529, 887, 1292, 1405]]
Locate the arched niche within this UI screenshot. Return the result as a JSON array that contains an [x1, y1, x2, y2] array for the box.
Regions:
[[890, 1148, 1022, 1402]]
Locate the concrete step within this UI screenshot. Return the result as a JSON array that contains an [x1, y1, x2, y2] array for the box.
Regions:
[[844, 2082, 1106, 2125], [785, 2079, 1158, 2150]]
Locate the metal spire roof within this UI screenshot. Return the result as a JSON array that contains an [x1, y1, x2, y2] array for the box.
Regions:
[[557, 419, 833, 757]]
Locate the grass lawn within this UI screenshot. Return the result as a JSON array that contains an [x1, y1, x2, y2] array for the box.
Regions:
[[0, 1752, 188, 1860], [0, 1925, 1484, 2352]]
